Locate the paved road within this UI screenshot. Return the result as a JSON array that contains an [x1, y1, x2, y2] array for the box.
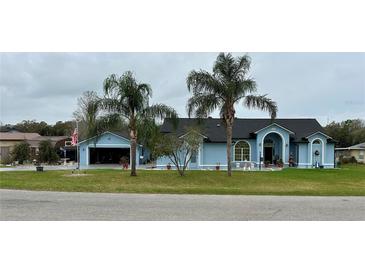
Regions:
[[1, 189, 364, 220]]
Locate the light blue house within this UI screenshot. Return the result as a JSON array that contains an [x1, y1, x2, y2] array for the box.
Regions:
[[157, 118, 336, 169], [78, 131, 148, 167]]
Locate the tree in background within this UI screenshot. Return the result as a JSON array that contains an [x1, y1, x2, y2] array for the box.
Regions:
[[11, 142, 30, 164], [73, 91, 127, 140], [186, 53, 277, 176], [154, 130, 202, 176], [5, 120, 73, 136], [52, 121, 74, 136], [325, 119, 365, 147], [73, 91, 101, 140], [102, 71, 178, 176], [38, 140, 60, 164], [14, 120, 52, 135]]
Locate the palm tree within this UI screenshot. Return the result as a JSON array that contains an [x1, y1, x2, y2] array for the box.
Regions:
[[186, 53, 278, 176], [102, 71, 178, 176]]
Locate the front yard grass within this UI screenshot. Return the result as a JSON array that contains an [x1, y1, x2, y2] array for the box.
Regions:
[[0, 164, 364, 196]]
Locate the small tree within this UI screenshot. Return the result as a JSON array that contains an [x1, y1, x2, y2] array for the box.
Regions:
[[11, 142, 30, 164], [155, 130, 202, 176], [38, 140, 59, 164]]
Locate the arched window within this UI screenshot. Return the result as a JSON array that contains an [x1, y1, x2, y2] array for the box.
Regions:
[[313, 139, 321, 144], [234, 141, 250, 161]]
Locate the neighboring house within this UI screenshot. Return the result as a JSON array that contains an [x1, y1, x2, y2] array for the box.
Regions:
[[78, 131, 149, 166], [157, 118, 336, 169], [335, 142, 365, 164], [0, 130, 67, 162]]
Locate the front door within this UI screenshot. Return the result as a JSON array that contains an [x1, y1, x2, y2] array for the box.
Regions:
[[264, 147, 273, 164]]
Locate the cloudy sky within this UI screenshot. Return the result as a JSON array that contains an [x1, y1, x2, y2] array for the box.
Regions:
[[0, 52, 364, 126]]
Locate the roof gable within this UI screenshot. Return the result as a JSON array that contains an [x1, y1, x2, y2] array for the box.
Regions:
[[306, 131, 332, 140], [254, 123, 295, 134], [78, 131, 130, 145]]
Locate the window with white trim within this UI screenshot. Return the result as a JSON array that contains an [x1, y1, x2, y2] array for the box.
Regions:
[[234, 141, 250, 161]]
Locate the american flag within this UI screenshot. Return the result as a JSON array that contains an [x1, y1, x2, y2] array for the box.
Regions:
[[71, 128, 78, 146]]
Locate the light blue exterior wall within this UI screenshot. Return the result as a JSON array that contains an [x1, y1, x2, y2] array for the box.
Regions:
[[78, 132, 144, 166], [296, 133, 334, 168], [201, 143, 227, 167], [156, 139, 256, 169], [298, 143, 309, 168], [326, 143, 335, 167], [155, 125, 335, 170], [255, 124, 291, 165]]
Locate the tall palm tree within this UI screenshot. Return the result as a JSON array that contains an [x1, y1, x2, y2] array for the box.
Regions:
[[187, 53, 278, 176], [102, 71, 178, 176]]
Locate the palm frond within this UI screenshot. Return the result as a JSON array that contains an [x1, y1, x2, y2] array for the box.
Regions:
[[186, 70, 223, 96], [213, 52, 235, 80], [143, 104, 178, 128], [144, 104, 178, 120], [234, 54, 251, 78], [243, 94, 278, 119], [186, 93, 221, 118]]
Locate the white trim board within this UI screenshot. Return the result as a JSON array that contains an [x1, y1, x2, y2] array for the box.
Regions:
[[254, 123, 295, 134], [306, 131, 332, 139], [87, 144, 130, 148]]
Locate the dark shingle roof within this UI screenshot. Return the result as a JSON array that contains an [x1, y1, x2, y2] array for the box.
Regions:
[[160, 118, 331, 142]]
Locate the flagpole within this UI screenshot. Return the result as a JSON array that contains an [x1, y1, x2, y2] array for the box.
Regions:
[[77, 119, 80, 170]]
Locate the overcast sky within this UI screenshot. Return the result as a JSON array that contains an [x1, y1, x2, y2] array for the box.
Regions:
[[0, 52, 364, 126]]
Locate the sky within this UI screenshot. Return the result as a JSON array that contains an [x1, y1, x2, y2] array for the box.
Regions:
[[0, 52, 364, 126]]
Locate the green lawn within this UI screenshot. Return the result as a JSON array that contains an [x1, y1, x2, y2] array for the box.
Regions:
[[0, 165, 364, 196]]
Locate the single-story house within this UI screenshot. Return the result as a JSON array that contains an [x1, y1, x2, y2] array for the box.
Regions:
[[156, 118, 336, 169], [78, 131, 149, 166], [335, 142, 365, 164], [0, 129, 68, 162]]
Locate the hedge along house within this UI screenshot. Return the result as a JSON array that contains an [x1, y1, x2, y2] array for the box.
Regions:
[[157, 118, 336, 169], [78, 131, 149, 167]]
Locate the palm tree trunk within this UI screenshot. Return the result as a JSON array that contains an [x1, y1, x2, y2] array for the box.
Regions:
[[130, 128, 137, 176], [226, 123, 233, 176]]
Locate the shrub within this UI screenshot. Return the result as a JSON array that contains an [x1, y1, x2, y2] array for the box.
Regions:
[[341, 157, 349, 164], [38, 140, 60, 164], [0, 153, 13, 165], [11, 142, 30, 164], [349, 156, 358, 164], [339, 156, 358, 165]]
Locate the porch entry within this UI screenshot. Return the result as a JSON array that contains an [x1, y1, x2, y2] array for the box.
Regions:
[[311, 139, 323, 167], [263, 132, 283, 164]]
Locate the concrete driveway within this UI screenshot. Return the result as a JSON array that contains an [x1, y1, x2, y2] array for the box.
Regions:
[[1, 189, 364, 220]]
